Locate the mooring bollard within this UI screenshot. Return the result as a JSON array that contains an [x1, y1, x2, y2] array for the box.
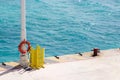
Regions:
[[91, 48, 100, 57]]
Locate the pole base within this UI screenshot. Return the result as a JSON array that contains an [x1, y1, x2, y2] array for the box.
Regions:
[[19, 54, 29, 68]]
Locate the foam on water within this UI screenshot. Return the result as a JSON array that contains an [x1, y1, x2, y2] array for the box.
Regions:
[[0, 0, 120, 62]]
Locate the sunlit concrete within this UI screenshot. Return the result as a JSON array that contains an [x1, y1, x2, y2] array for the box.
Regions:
[[0, 48, 120, 80]]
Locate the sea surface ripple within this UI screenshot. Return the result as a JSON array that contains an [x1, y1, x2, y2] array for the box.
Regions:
[[0, 0, 120, 62]]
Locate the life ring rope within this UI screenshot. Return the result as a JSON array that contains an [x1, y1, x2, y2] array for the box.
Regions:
[[18, 40, 31, 54]]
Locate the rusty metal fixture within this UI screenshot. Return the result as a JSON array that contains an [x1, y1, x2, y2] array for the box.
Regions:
[[78, 53, 83, 56], [54, 56, 60, 59], [91, 48, 100, 57]]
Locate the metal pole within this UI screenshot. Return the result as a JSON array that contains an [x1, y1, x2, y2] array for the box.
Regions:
[[21, 0, 26, 40], [20, 0, 28, 67]]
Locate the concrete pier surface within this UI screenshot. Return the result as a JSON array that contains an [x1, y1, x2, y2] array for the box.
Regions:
[[0, 48, 120, 80]]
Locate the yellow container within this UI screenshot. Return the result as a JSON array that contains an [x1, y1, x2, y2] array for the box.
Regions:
[[29, 45, 45, 69], [40, 48, 45, 68], [29, 47, 35, 68]]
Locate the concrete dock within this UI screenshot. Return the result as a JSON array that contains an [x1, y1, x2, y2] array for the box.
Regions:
[[0, 48, 120, 80]]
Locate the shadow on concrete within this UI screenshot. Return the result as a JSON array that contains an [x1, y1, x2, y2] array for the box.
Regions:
[[0, 59, 58, 76], [0, 65, 23, 76]]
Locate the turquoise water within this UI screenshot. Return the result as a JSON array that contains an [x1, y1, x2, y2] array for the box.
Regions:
[[0, 0, 120, 62]]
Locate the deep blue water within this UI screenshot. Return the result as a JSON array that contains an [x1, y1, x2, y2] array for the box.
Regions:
[[0, 0, 120, 62]]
